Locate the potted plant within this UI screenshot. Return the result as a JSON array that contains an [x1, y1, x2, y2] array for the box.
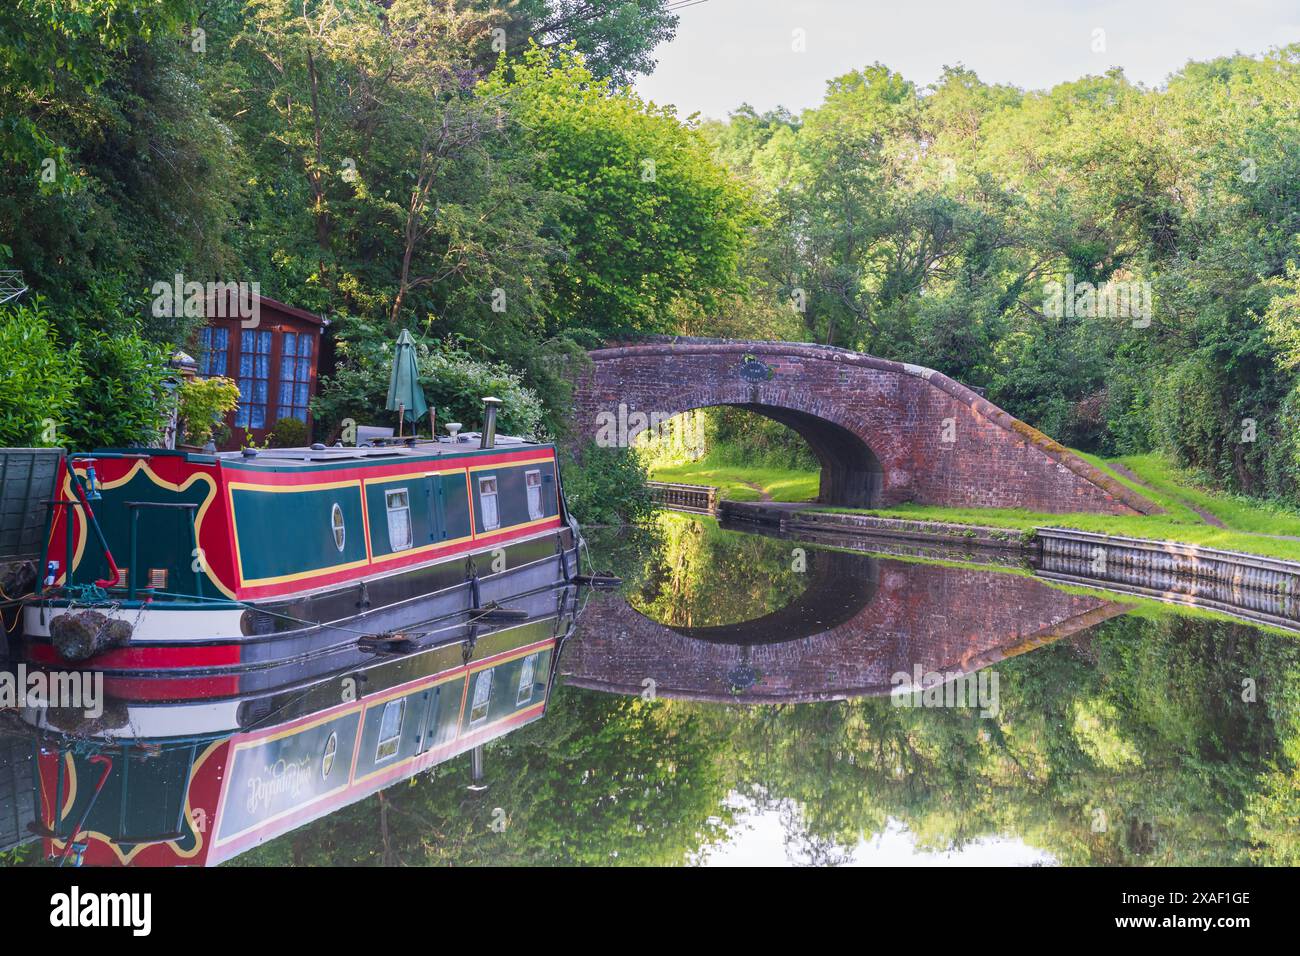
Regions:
[[178, 377, 240, 452]]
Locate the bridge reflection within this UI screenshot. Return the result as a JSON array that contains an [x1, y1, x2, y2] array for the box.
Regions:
[[561, 547, 1127, 703]]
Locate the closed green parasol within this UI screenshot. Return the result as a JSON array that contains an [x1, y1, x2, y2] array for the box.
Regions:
[[386, 329, 429, 437]]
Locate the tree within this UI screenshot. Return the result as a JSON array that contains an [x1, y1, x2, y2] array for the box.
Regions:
[[480, 46, 754, 339], [491, 0, 680, 86]]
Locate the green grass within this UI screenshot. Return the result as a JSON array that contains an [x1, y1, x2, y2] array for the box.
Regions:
[[650, 456, 820, 503], [812, 449, 1300, 561], [1070, 450, 1204, 522], [652, 445, 1300, 562], [814, 502, 1300, 560], [1109, 453, 1300, 537]]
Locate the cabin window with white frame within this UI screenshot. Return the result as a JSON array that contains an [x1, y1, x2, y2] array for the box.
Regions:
[[376, 698, 405, 762], [525, 469, 543, 521], [516, 653, 538, 706], [469, 669, 493, 726], [478, 476, 500, 531], [385, 488, 412, 551]]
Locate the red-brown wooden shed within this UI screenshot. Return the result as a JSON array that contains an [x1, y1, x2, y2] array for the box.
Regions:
[[195, 295, 328, 450]]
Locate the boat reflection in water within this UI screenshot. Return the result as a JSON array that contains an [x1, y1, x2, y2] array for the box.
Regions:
[[6, 582, 578, 867]]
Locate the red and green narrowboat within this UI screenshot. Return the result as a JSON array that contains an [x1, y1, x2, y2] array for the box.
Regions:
[[20, 431, 580, 674]]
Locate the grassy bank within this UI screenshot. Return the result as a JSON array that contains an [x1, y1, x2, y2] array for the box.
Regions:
[[649, 453, 819, 503], [658, 446, 1300, 561], [815, 503, 1300, 560], [816, 452, 1300, 561]]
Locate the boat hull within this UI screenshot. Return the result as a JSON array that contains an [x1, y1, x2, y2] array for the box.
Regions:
[[22, 524, 579, 675]]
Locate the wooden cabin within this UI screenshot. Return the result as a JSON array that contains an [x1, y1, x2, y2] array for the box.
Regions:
[[195, 295, 328, 450]]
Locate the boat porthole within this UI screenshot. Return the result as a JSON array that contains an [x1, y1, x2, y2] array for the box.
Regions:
[[331, 503, 346, 551], [322, 732, 338, 779]]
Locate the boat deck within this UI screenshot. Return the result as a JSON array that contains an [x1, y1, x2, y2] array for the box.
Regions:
[[88, 435, 544, 470]]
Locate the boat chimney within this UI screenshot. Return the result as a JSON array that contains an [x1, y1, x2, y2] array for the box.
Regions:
[[479, 397, 503, 449]]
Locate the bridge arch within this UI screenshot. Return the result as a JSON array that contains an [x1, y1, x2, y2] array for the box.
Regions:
[[571, 339, 1155, 514], [645, 381, 885, 507]]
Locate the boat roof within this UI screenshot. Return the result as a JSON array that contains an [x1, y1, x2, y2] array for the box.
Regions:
[[86, 435, 551, 470]]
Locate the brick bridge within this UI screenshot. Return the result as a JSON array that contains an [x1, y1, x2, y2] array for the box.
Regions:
[[559, 550, 1127, 704], [571, 339, 1155, 513]]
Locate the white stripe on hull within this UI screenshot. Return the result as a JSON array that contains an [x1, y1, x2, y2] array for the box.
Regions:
[[22, 605, 246, 643]]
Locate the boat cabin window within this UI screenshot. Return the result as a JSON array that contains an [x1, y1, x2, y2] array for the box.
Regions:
[[469, 669, 493, 726], [478, 476, 500, 531], [517, 653, 538, 706], [376, 699, 405, 762], [385, 488, 412, 551], [525, 469, 543, 520], [330, 503, 346, 552]]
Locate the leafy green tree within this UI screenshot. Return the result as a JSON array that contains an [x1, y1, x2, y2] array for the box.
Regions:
[[0, 0, 195, 174], [480, 46, 754, 339], [0, 299, 85, 447], [62, 327, 171, 449], [491, 1, 680, 86]]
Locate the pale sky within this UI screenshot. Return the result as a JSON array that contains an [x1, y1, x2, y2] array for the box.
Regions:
[[635, 0, 1300, 120], [697, 800, 1055, 866]]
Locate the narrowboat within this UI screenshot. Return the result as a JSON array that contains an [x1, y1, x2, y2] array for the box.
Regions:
[[6, 589, 576, 866], [19, 424, 581, 675]]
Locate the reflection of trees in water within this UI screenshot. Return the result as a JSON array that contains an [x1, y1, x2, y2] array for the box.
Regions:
[[715, 614, 1300, 865], [627, 513, 808, 629], [777, 799, 856, 867], [235, 611, 1300, 867]]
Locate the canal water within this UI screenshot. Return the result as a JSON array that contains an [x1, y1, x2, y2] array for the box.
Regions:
[[3, 512, 1297, 866]]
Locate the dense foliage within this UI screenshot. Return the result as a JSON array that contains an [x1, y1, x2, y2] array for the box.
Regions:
[[4, 4, 1300, 507], [706, 54, 1300, 503], [0, 1, 702, 444], [313, 332, 547, 440], [0, 300, 84, 447], [559, 444, 655, 526], [177, 375, 240, 447], [0, 298, 167, 449]]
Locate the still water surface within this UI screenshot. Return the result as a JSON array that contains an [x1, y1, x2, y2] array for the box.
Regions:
[[4, 513, 1297, 866]]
